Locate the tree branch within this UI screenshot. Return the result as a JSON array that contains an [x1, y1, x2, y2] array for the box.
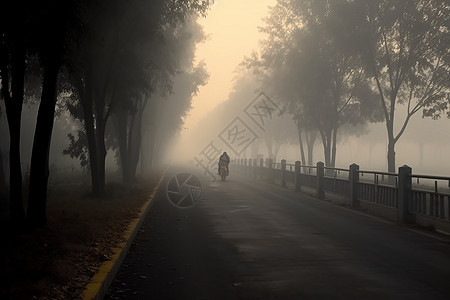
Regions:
[[372, 60, 390, 122], [338, 95, 353, 114], [381, 29, 395, 92]]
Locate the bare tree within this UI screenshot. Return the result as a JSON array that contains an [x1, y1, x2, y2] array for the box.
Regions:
[[340, 0, 450, 172]]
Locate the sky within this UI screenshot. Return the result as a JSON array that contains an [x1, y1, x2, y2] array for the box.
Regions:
[[182, 0, 276, 130]]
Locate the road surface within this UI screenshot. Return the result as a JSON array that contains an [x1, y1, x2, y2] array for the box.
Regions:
[[105, 168, 450, 299]]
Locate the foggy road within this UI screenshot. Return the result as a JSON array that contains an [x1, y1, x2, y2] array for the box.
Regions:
[[106, 169, 450, 300]]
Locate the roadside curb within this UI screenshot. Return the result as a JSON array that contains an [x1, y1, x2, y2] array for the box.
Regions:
[[82, 171, 167, 300]]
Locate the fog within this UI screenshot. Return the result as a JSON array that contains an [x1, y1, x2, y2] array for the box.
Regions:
[[0, 0, 449, 227], [171, 71, 450, 177], [2, 3, 450, 300], [170, 0, 450, 178]]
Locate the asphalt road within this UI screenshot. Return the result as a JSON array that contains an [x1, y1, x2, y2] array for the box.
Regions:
[[105, 168, 450, 300]]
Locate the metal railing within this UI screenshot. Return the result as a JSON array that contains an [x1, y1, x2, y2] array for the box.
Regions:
[[356, 170, 398, 209], [323, 167, 350, 197], [409, 174, 450, 222], [231, 158, 450, 233]]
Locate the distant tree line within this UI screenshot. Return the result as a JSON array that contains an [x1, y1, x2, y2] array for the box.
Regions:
[[0, 0, 210, 229], [246, 0, 449, 171]]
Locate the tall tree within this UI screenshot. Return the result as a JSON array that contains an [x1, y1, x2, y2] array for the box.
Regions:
[[0, 105, 5, 192], [65, 0, 209, 191], [66, 0, 127, 195], [26, 1, 80, 227], [249, 0, 379, 167], [140, 18, 208, 172], [0, 105, 6, 193], [110, 6, 208, 184], [0, 2, 29, 226], [341, 0, 450, 173], [1, 0, 210, 227]]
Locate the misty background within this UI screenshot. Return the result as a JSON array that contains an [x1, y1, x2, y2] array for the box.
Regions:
[[0, 0, 449, 228], [173, 0, 450, 177]]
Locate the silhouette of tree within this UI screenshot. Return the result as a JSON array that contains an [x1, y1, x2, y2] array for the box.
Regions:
[[65, 0, 209, 192], [247, 0, 380, 168], [1, 0, 210, 227], [338, 0, 450, 173], [0, 1, 29, 227]]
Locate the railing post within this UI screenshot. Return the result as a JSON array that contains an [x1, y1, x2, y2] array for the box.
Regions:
[[244, 158, 248, 176], [316, 161, 324, 200], [253, 159, 257, 178], [398, 165, 412, 223], [295, 161, 301, 191], [248, 158, 252, 176], [267, 158, 273, 182], [281, 159, 286, 187], [349, 163, 360, 208]]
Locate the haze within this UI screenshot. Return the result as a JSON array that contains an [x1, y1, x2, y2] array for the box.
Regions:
[[0, 0, 449, 227], [185, 0, 276, 130], [2, 1, 450, 299]]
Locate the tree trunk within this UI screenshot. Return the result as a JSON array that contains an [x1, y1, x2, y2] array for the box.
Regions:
[[386, 119, 396, 174], [331, 127, 338, 168], [94, 85, 109, 194], [140, 135, 147, 176], [1, 40, 26, 226], [113, 104, 133, 185], [319, 128, 332, 167], [84, 111, 100, 195], [76, 65, 104, 196], [265, 134, 274, 160], [129, 110, 143, 182], [147, 129, 156, 170], [324, 143, 331, 167], [296, 122, 306, 166], [27, 59, 60, 227], [387, 139, 396, 174], [306, 131, 316, 166], [7, 114, 24, 225], [71, 71, 100, 196], [116, 116, 128, 183], [0, 150, 6, 193], [95, 118, 106, 195]]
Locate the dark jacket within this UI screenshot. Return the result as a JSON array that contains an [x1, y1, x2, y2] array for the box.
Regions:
[[219, 153, 230, 165]]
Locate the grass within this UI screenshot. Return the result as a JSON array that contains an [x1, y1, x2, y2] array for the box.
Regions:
[[0, 170, 163, 300]]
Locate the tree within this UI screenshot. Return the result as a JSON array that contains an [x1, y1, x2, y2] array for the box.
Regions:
[[0, 2, 29, 227], [292, 112, 317, 166], [0, 103, 7, 194], [340, 0, 450, 173], [109, 9, 208, 183], [2, 0, 210, 228], [66, 0, 129, 195], [112, 90, 148, 184], [65, 0, 209, 192], [26, 1, 80, 227], [248, 0, 379, 168]]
